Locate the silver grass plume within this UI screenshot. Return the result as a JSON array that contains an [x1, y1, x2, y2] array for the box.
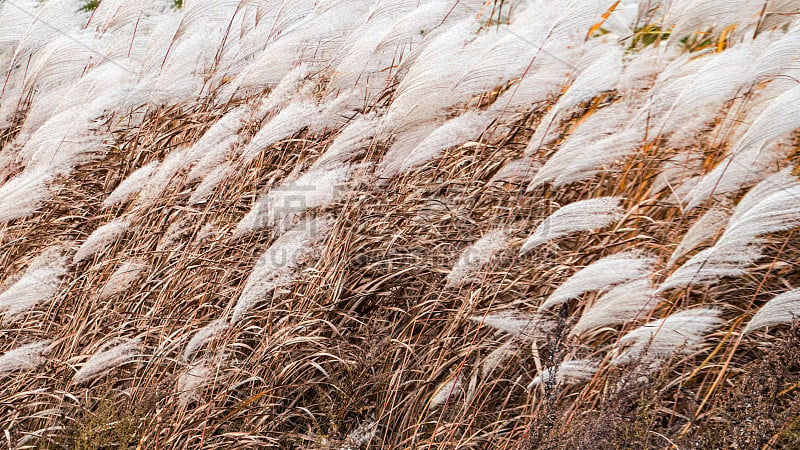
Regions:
[[184, 105, 249, 176], [177, 362, 213, 405], [0, 246, 68, 322], [667, 205, 731, 269], [659, 169, 800, 292], [490, 157, 540, 184], [528, 104, 643, 189], [446, 228, 508, 288], [520, 197, 624, 254], [651, 152, 704, 200], [685, 84, 800, 209], [395, 111, 494, 176], [188, 163, 235, 205], [527, 359, 599, 389], [540, 251, 656, 312], [470, 311, 552, 340], [341, 418, 378, 450], [135, 147, 192, 204], [97, 260, 148, 300], [743, 288, 800, 334], [0, 340, 51, 377], [102, 161, 160, 208], [570, 279, 660, 338], [525, 46, 624, 153], [0, 168, 53, 224], [429, 374, 462, 411], [312, 112, 382, 170], [72, 338, 141, 385], [184, 319, 229, 362], [157, 218, 193, 252], [612, 308, 723, 367], [480, 340, 518, 378], [185, 106, 252, 184], [73, 218, 132, 264], [239, 100, 321, 163], [235, 165, 351, 236], [232, 215, 334, 324]]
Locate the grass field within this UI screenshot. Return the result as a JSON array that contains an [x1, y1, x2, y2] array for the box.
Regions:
[[1, 0, 800, 448]]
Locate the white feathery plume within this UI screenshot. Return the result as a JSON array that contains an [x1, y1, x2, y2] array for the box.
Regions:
[[0, 0, 37, 50], [374, 0, 479, 55], [429, 374, 462, 410], [102, 161, 160, 208], [376, 123, 440, 179], [21, 34, 100, 96], [0, 340, 51, 376], [177, 362, 213, 405], [88, 0, 149, 31], [490, 157, 540, 184], [529, 103, 643, 188], [659, 244, 763, 293], [612, 308, 723, 367], [184, 319, 229, 362], [481, 340, 518, 378], [744, 288, 800, 334], [0, 246, 68, 322], [157, 218, 193, 252], [16, 106, 108, 175], [251, 65, 311, 120], [470, 311, 551, 340], [188, 163, 235, 205], [685, 84, 800, 209], [396, 111, 494, 175], [312, 113, 382, 171], [617, 45, 678, 98], [72, 338, 141, 385], [684, 139, 788, 211], [656, 43, 755, 141], [540, 251, 656, 312], [664, 0, 769, 43], [667, 205, 731, 269], [758, 1, 800, 31], [486, 54, 572, 114], [0, 168, 53, 223], [187, 136, 239, 186], [721, 78, 798, 150], [527, 359, 598, 389], [220, 39, 309, 101], [743, 24, 800, 84], [383, 20, 480, 131], [4, 0, 84, 73], [629, 53, 702, 134], [184, 105, 250, 173], [525, 45, 624, 154], [326, 21, 397, 100], [552, 128, 644, 187], [225, 1, 365, 99], [97, 261, 148, 300], [136, 146, 192, 204], [73, 218, 132, 264], [232, 215, 334, 324], [520, 197, 623, 254], [239, 100, 320, 163], [308, 93, 359, 135], [659, 169, 800, 291], [446, 229, 509, 289], [235, 164, 351, 236], [570, 279, 660, 337]]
